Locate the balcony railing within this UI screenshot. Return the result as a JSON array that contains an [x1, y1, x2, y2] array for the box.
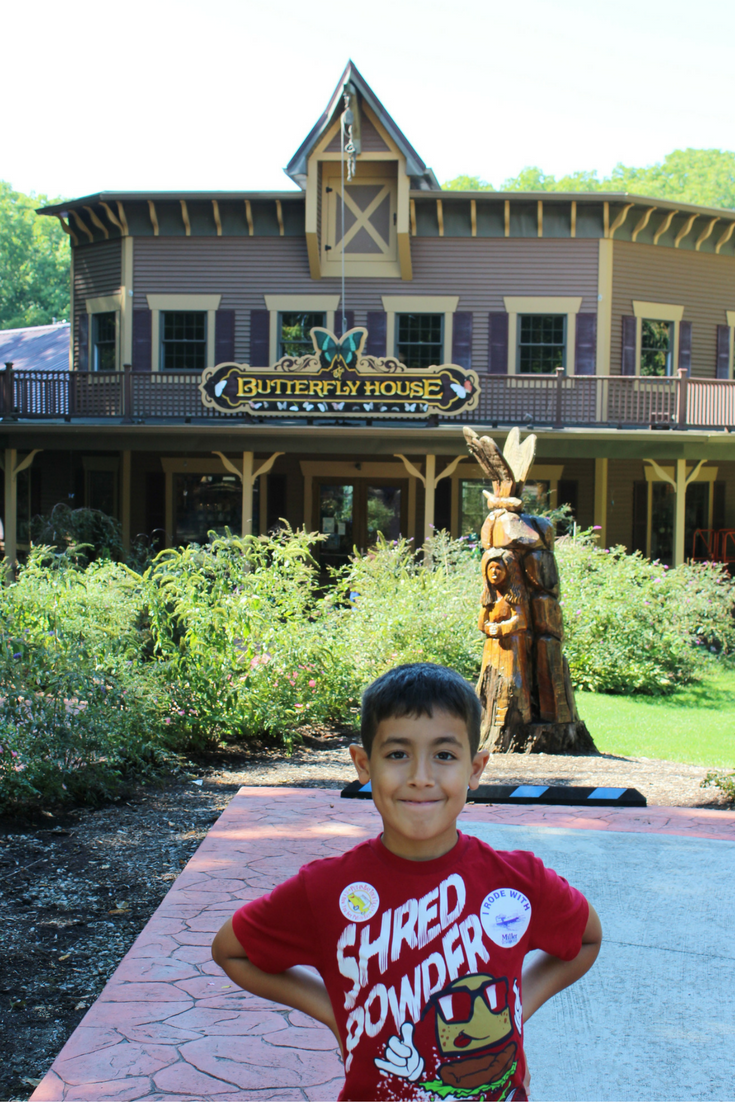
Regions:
[[2, 365, 734, 430]]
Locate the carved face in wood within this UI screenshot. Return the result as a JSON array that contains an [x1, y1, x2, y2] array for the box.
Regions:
[[485, 560, 508, 588]]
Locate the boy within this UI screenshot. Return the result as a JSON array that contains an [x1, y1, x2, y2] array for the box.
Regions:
[[212, 663, 602, 1101]]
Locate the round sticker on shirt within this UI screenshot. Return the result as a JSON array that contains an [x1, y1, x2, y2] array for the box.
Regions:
[[339, 881, 380, 922], [480, 888, 532, 948]]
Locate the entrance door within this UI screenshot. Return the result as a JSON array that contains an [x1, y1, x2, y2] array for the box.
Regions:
[[314, 479, 407, 572]]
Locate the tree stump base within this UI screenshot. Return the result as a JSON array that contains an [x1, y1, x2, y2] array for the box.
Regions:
[[490, 720, 599, 756]]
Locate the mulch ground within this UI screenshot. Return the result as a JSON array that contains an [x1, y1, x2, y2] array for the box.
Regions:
[[1, 725, 731, 1102]]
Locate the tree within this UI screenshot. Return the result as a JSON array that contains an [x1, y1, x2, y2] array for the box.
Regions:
[[0, 182, 70, 330], [443, 149, 735, 210]]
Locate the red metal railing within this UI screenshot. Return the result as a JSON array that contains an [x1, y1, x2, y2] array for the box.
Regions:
[[1, 363, 734, 430]]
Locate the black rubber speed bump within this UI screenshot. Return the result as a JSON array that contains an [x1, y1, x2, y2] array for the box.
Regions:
[[340, 780, 646, 808]]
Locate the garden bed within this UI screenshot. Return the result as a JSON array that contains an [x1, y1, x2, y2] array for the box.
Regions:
[[1, 726, 731, 1102]]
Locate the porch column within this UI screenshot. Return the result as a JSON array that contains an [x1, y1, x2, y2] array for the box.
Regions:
[[593, 458, 608, 547], [424, 454, 436, 544], [121, 450, 131, 551], [674, 458, 687, 567], [3, 448, 17, 573], [241, 451, 254, 537]]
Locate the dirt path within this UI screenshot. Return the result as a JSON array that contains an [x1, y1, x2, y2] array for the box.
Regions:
[[0, 731, 729, 1101]]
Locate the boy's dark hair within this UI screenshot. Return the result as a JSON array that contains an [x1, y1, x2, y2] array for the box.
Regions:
[[360, 663, 482, 757]]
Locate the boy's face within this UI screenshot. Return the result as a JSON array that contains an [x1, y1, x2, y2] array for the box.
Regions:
[[350, 710, 489, 861]]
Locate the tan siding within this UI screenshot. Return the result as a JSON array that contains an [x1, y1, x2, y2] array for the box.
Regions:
[[72, 240, 122, 369], [611, 241, 735, 378], [133, 236, 599, 368]]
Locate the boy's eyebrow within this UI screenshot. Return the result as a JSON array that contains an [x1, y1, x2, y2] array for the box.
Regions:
[[380, 735, 465, 747]]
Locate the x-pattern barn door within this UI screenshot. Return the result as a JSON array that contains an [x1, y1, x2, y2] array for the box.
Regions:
[[324, 174, 397, 266]]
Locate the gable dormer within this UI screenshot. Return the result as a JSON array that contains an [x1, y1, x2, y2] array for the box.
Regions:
[[285, 62, 439, 282]]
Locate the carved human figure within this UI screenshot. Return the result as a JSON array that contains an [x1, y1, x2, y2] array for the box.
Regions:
[[476, 549, 532, 750]]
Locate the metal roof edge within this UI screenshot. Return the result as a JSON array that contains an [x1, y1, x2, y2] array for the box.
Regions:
[[37, 191, 305, 215], [425, 190, 735, 219]]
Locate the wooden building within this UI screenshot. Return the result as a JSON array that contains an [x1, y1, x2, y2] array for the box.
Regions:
[[4, 61, 735, 569]]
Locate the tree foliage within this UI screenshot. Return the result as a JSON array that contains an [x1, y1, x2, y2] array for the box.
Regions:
[[444, 149, 735, 211], [0, 181, 70, 330]]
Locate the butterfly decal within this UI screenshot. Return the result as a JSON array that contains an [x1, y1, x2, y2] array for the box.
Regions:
[[310, 327, 367, 374]]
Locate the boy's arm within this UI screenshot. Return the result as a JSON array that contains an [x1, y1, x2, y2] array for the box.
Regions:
[[211, 919, 341, 1051], [521, 902, 602, 1023]]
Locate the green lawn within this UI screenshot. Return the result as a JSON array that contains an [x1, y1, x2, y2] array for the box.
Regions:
[[577, 668, 735, 768]]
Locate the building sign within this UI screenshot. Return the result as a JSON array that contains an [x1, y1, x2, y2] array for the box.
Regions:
[[199, 327, 479, 418]]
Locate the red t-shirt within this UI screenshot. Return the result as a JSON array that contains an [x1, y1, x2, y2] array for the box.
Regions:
[[232, 832, 588, 1102]]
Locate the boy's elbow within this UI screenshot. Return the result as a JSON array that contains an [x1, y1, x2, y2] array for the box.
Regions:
[[582, 902, 603, 947]]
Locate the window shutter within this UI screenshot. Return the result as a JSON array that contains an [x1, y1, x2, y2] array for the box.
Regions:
[[215, 309, 236, 364], [451, 312, 473, 369], [250, 309, 270, 366], [78, 313, 89, 371], [574, 313, 596, 375], [132, 310, 152, 372], [487, 313, 508, 374], [621, 315, 636, 375], [678, 320, 692, 375], [365, 311, 387, 357], [716, 325, 730, 379], [334, 310, 355, 338]]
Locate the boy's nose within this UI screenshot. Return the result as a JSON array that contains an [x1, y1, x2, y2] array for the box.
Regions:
[[408, 756, 435, 786]]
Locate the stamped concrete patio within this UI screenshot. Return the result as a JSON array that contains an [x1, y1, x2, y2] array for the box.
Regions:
[[31, 788, 735, 1102]]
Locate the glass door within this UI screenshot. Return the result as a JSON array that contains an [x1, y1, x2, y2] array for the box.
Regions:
[[314, 479, 407, 574], [316, 482, 355, 573]]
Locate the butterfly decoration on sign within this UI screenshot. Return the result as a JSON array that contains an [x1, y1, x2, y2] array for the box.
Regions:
[[310, 327, 365, 377]]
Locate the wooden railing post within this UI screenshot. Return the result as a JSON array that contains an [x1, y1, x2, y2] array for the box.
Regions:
[[3, 362, 14, 416], [554, 367, 564, 427], [122, 363, 133, 422], [677, 367, 688, 430]]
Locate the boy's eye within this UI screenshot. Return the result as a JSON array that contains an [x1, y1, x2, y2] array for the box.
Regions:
[[386, 750, 408, 759], [436, 751, 457, 761]]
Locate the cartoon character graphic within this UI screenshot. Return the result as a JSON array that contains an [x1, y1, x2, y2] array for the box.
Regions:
[[376, 974, 520, 1099], [347, 891, 371, 915]]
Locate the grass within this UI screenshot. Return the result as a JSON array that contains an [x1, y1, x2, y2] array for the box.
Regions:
[[578, 666, 735, 768]]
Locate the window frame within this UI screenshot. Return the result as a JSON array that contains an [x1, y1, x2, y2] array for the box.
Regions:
[[395, 312, 445, 369], [381, 296, 459, 366], [91, 311, 118, 372], [503, 297, 582, 375], [277, 310, 328, 360], [517, 313, 567, 375], [632, 301, 684, 377], [263, 296, 340, 363], [85, 295, 121, 373], [160, 310, 208, 372], [146, 294, 221, 372]]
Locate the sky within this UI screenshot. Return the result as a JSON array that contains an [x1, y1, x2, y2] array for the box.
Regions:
[[3, 0, 735, 200]]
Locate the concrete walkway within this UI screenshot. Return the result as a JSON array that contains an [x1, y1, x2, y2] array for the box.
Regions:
[[31, 788, 735, 1102]]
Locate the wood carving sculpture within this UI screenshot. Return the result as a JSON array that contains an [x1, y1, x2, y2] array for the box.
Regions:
[[464, 425, 597, 755]]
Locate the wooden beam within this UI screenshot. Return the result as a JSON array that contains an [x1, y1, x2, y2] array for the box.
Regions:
[[148, 200, 159, 236], [84, 205, 109, 239], [674, 213, 697, 248], [71, 209, 94, 242], [56, 214, 78, 246], [180, 199, 191, 236], [653, 209, 677, 245], [115, 201, 129, 236], [537, 200, 543, 238], [695, 216, 719, 251], [504, 200, 510, 238], [470, 199, 477, 238], [603, 201, 609, 238], [570, 200, 576, 239], [608, 203, 634, 240], [436, 199, 444, 237], [410, 199, 417, 237], [244, 200, 254, 236], [631, 206, 656, 242], [212, 199, 222, 236], [100, 201, 124, 235], [275, 199, 284, 236], [715, 222, 735, 254]]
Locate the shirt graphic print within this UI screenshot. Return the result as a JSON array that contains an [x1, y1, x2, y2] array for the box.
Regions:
[[232, 832, 588, 1102]]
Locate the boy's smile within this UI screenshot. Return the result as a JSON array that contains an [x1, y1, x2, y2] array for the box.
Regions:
[[350, 711, 489, 861]]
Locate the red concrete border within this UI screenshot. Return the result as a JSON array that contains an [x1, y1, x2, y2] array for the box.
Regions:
[[31, 788, 735, 1101]]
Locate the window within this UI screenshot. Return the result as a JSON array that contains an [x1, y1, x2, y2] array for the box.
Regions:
[[278, 312, 325, 359], [161, 311, 207, 371], [396, 313, 443, 368], [92, 312, 116, 372], [460, 479, 491, 536], [640, 320, 672, 377], [518, 315, 565, 374]]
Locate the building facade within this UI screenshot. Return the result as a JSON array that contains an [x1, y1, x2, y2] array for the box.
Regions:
[[3, 62, 735, 569]]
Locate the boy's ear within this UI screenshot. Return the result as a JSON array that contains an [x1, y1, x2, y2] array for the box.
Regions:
[[468, 748, 489, 790], [349, 742, 371, 784]]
